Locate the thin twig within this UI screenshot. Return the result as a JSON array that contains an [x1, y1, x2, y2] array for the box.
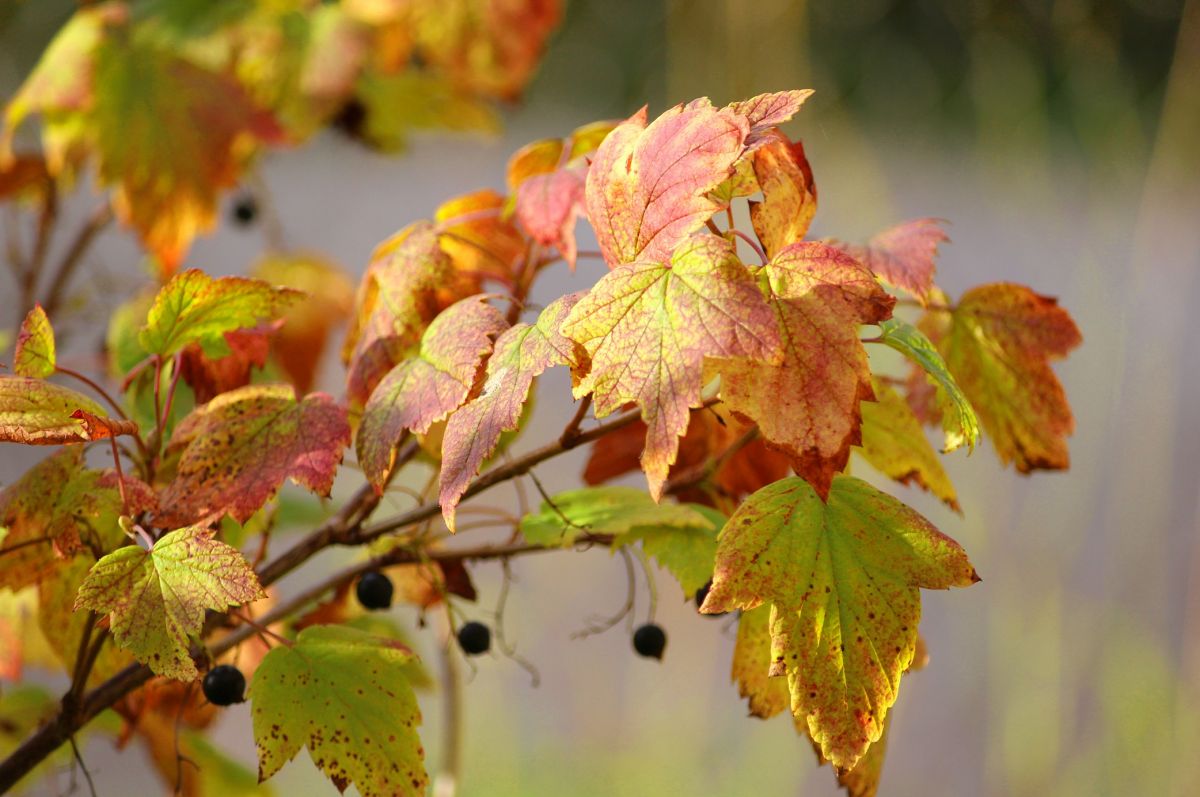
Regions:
[[67, 736, 96, 797], [573, 546, 636, 639], [558, 396, 592, 445], [729, 228, 767, 265]]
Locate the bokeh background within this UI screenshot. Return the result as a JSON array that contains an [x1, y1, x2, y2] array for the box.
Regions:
[[2, 0, 1199, 794]]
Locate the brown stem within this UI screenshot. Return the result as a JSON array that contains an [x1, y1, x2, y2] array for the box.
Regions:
[[20, 183, 57, 315]]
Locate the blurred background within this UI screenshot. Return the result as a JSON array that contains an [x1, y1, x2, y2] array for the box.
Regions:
[[2, 0, 1198, 794]]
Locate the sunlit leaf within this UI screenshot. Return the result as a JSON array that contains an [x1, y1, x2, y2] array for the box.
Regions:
[[139, 270, 303, 359], [877, 317, 979, 453], [75, 526, 265, 681], [726, 89, 813, 147], [157, 385, 350, 527], [562, 233, 780, 498], [618, 504, 724, 597], [38, 556, 136, 687], [702, 475, 978, 769], [0, 375, 107, 446], [250, 624, 426, 796], [358, 296, 506, 491], [714, 242, 894, 498], [584, 100, 748, 266], [857, 380, 959, 512], [435, 189, 525, 284], [731, 604, 790, 719], [938, 283, 1080, 471], [520, 486, 712, 548], [835, 219, 948, 304], [439, 295, 581, 529], [748, 133, 816, 259]]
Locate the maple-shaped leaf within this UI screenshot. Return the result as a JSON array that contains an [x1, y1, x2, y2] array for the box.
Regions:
[[936, 283, 1081, 471], [726, 89, 814, 147], [0, 448, 123, 590], [583, 405, 792, 508], [584, 100, 748, 266], [156, 385, 350, 527], [250, 624, 426, 796], [139, 270, 304, 359], [562, 233, 780, 498], [75, 526, 264, 681], [0, 375, 107, 445], [877, 317, 979, 453], [702, 475, 978, 769], [748, 133, 817, 259], [857, 380, 959, 512], [439, 295, 581, 529], [835, 219, 948, 304], [358, 296, 506, 491], [435, 190, 525, 285], [13, 305, 56, 378], [731, 604, 790, 719], [617, 504, 724, 597], [343, 222, 459, 407], [714, 242, 894, 498], [251, 252, 356, 394], [520, 487, 713, 548]]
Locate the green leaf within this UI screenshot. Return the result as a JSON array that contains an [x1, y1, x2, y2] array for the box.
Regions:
[[878, 317, 979, 453], [139, 269, 304, 359], [250, 625, 427, 796], [520, 486, 713, 548], [75, 526, 265, 680], [156, 385, 350, 528], [13, 304, 56, 378], [38, 556, 135, 686], [0, 375, 107, 445], [702, 475, 978, 769], [618, 504, 724, 597], [857, 380, 959, 512]]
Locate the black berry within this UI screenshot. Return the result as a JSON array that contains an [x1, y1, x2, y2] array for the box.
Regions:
[[632, 623, 667, 660], [231, 194, 258, 226], [457, 621, 491, 656], [202, 664, 246, 706], [356, 571, 394, 610]]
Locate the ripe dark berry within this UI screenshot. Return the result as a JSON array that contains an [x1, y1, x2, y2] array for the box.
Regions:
[[356, 571, 394, 610], [457, 621, 491, 656], [231, 194, 258, 226], [632, 623, 667, 660], [202, 664, 246, 706]]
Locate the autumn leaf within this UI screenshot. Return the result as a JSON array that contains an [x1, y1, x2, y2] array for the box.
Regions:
[[520, 487, 712, 548], [75, 526, 265, 681], [250, 624, 426, 796], [353, 70, 499, 152], [714, 242, 894, 498], [857, 380, 960, 512], [748, 133, 817, 259], [69, 409, 140, 441], [702, 475, 978, 769], [877, 317, 979, 453], [731, 604, 790, 719], [439, 294, 581, 529], [436, 190, 525, 284], [0, 448, 125, 591], [139, 270, 304, 359], [38, 556, 135, 687], [515, 165, 586, 267], [935, 283, 1081, 471], [726, 89, 814, 147], [251, 252, 356, 394], [343, 222, 457, 407], [358, 296, 506, 491], [562, 233, 780, 498], [0, 375, 108, 445], [13, 305, 56, 378], [835, 219, 948, 303], [584, 100, 748, 266], [178, 325, 277, 404], [156, 385, 350, 528]]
